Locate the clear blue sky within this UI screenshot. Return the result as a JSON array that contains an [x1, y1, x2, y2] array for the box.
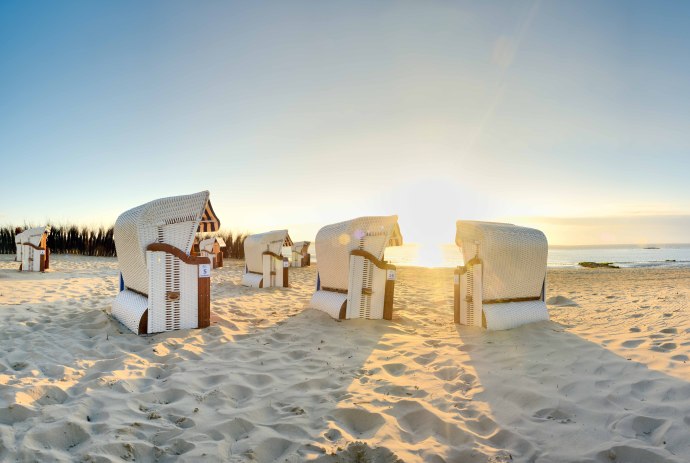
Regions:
[[1, 0, 689, 245]]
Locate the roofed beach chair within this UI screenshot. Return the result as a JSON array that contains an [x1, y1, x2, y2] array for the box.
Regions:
[[291, 241, 311, 267], [199, 236, 226, 269], [241, 230, 292, 288], [112, 191, 220, 335], [15, 228, 23, 262], [17, 226, 51, 272], [454, 221, 549, 330], [309, 216, 402, 320]]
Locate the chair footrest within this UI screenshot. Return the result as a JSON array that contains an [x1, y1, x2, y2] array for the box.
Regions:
[[483, 300, 549, 331], [310, 290, 348, 319], [112, 290, 149, 334], [241, 272, 263, 288]]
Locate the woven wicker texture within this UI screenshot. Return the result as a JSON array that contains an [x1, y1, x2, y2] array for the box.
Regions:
[[114, 191, 210, 295], [292, 241, 311, 254], [198, 237, 225, 254], [241, 272, 263, 288], [483, 300, 549, 330], [310, 290, 348, 319], [456, 221, 547, 301], [198, 201, 221, 232], [147, 250, 201, 333], [21, 246, 43, 272], [17, 226, 49, 272], [15, 233, 22, 262], [243, 230, 291, 274], [112, 290, 148, 334], [345, 254, 388, 319], [16, 226, 50, 246], [313, 216, 400, 292]]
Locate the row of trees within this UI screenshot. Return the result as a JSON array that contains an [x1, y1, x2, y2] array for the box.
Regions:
[[0, 226, 247, 259]]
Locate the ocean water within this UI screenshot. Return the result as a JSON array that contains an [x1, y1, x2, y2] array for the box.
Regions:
[[379, 243, 690, 269]]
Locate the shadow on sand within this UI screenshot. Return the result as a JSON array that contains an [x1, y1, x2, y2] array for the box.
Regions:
[[455, 321, 690, 462]]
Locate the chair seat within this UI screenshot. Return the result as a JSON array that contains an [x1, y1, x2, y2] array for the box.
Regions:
[[482, 300, 549, 331], [310, 290, 348, 319], [241, 272, 263, 288], [112, 290, 148, 334]]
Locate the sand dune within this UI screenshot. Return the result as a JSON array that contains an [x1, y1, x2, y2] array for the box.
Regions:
[[1, 255, 689, 462]]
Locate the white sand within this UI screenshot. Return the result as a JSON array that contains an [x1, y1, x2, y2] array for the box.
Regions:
[[1, 255, 689, 462]]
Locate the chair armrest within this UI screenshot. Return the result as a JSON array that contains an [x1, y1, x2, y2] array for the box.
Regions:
[[349, 249, 396, 270], [146, 243, 211, 265]]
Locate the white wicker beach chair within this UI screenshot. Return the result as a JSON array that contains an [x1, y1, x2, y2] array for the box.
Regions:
[[15, 230, 23, 263], [291, 241, 311, 267], [241, 230, 292, 288], [199, 236, 226, 269], [111, 191, 220, 335], [17, 226, 50, 272], [454, 221, 549, 330], [309, 216, 402, 320]]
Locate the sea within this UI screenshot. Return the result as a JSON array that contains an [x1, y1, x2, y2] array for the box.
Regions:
[[345, 243, 690, 269]]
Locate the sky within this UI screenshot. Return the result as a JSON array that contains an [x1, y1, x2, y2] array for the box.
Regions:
[[1, 0, 689, 248]]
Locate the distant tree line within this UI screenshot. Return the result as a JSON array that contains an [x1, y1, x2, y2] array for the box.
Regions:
[[0, 226, 247, 259]]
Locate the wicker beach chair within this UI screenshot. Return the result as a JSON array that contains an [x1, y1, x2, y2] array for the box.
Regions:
[[111, 191, 220, 335], [199, 236, 226, 269], [14, 229, 22, 263], [17, 226, 50, 272], [309, 216, 402, 320], [454, 221, 549, 330], [241, 230, 292, 288], [291, 241, 311, 267]]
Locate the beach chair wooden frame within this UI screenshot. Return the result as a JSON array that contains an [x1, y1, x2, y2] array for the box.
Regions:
[[111, 191, 220, 335], [454, 221, 549, 330], [199, 236, 226, 269], [16, 226, 50, 272], [241, 230, 292, 288], [291, 241, 311, 267], [309, 216, 402, 320]]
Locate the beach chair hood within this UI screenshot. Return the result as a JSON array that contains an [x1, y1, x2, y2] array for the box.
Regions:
[[19, 226, 51, 246], [315, 216, 401, 292], [292, 241, 311, 255], [455, 221, 547, 301], [454, 220, 549, 330], [244, 229, 292, 274], [114, 191, 219, 296], [199, 236, 226, 254]]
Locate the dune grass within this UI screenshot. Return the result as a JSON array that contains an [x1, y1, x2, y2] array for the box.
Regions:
[[1, 226, 247, 259]]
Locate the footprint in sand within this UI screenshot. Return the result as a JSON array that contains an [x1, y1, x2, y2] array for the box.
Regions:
[[248, 437, 293, 462], [323, 428, 342, 441], [0, 404, 36, 425], [11, 361, 29, 371], [413, 352, 437, 365], [622, 339, 644, 348], [382, 363, 407, 377], [169, 415, 196, 429], [612, 415, 671, 446], [433, 366, 460, 381], [166, 438, 195, 456], [533, 407, 574, 424], [394, 401, 472, 446], [596, 445, 674, 463], [330, 408, 385, 438], [23, 421, 90, 452], [15, 385, 68, 406], [546, 295, 579, 307]]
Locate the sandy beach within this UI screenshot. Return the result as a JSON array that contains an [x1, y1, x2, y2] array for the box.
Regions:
[[1, 255, 689, 462]]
